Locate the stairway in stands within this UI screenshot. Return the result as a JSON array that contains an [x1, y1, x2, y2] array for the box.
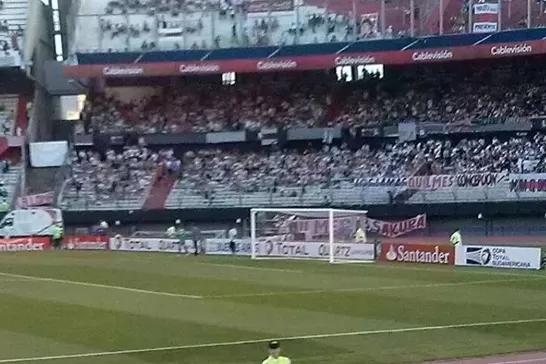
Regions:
[[325, 85, 351, 123], [25, 167, 59, 195], [143, 175, 176, 210]]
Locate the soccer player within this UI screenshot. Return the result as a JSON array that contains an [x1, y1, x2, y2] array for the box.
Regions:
[[228, 223, 237, 255], [262, 341, 291, 364], [191, 224, 201, 256], [175, 219, 188, 255]]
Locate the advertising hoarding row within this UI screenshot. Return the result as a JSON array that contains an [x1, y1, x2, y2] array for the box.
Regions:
[[0, 236, 540, 270], [64, 40, 544, 78], [378, 242, 542, 270]]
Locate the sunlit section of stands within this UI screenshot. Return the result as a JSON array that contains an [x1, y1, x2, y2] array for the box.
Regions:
[[164, 181, 392, 209], [61, 180, 154, 211], [71, 0, 415, 53], [0, 95, 17, 136], [0, 0, 26, 67], [0, 165, 20, 204]]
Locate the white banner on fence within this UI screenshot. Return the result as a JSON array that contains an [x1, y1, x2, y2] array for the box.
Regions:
[[508, 173, 546, 198], [29, 141, 69, 167], [108, 237, 251, 256], [473, 3, 498, 33], [407, 173, 507, 190], [255, 239, 375, 261], [455, 245, 542, 270]]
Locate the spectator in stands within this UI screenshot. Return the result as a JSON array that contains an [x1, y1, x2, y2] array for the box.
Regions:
[[65, 147, 173, 207]]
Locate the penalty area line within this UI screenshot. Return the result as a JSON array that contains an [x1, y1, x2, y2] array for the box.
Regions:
[[0, 272, 203, 299], [0, 318, 546, 363]]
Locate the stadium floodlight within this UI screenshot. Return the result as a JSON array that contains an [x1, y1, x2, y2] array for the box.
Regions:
[[250, 208, 375, 264]]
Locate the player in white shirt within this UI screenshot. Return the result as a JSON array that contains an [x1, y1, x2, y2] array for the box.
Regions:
[[228, 224, 237, 255]]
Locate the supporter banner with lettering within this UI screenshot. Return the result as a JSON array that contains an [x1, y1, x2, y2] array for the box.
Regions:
[[407, 173, 507, 190], [366, 214, 427, 238], [508, 173, 546, 198], [379, 243, 455, 265], [64, 39, 544, 78], [455, 245, 541, 270], [0, 237, 51, 252], [16, 191, 54, 209], [63, 235, 109, 250], [283, 214, 425, 239], [473, 3, 499, 33], [353, 177, 407, 187]]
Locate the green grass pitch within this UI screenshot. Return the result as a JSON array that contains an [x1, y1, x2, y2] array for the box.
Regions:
[[0, 252, 544, 364]]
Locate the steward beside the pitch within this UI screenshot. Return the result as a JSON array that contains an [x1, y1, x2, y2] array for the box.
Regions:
[[262, 341, 291, 364], [450, 228, 462, 246]]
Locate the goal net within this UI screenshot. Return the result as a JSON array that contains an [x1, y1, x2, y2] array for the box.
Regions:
[[251, 208, 375, 264]]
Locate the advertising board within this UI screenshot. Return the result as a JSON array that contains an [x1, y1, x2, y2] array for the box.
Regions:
[[255, 240, 375, 261], [63, 235, 109, 251], [109, 237, 251, 256], [379, 243, 455, 265], [0, 237, 51, 252], [455, 245, 542, 270]]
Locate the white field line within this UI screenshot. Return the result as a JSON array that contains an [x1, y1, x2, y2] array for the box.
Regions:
[[368, 263, 546, 278], [0, 272, 203, 299], [0, 278, 33, 282], [0, 318, 545, 363], [206, 277, 542, 298], [492, 359, 546, 364], [195, 262, 300, 273]]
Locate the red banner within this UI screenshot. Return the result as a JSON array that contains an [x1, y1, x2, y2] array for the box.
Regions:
[[379, 243, 454, 265], [64, 40, 545, 78], [0, 237, 51, 252], [16, 191, 54, 208], [62, 235, 109, 250], [367, 214, 426, 238]]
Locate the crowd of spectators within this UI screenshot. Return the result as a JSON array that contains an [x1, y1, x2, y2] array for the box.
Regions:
[[79, 79, 328, 134], [65, 147, 177, 206], [79, 64, 546, 134], [62, 134, 546, 204], [177, 133, 546, 197], [334, 66, 546, 127], [180, 144, 424, 195], [428, 134, 546, 174]]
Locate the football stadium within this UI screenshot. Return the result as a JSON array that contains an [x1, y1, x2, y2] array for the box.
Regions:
[[0, 0, 546, 363]]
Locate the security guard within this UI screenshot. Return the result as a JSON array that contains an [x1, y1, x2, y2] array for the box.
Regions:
[[52, 222, 64, 250], [261, 341, 291, 364], [450, 228, 462, 246]]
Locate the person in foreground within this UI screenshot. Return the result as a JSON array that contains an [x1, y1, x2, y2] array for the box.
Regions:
[[262, 340, 291, 364]]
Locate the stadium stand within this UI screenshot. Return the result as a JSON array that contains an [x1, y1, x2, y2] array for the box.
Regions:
[[78, 75, 331, 134], [76, 60, 546, 134], [0, 0, 26, 66], [0, 95, 16, 136], [60, 147, 175, 211], [71, 0, 480, 52]]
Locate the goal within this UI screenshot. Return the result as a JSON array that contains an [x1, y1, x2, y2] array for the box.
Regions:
[[250, 208, 375, 264]]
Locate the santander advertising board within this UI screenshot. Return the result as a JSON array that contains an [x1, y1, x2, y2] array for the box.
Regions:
[[379, 243, 455, 265]]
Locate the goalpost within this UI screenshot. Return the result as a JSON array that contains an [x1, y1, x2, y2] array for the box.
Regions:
[[250, 208, 376, 264]]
